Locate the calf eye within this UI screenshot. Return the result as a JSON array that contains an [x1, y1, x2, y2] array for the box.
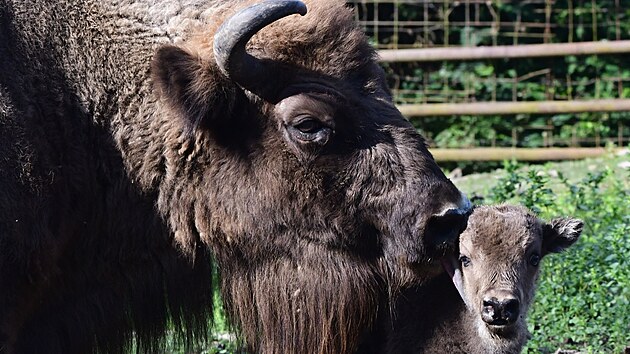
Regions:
[[529, 254, 541, 266], [459, 255, 471, 267]]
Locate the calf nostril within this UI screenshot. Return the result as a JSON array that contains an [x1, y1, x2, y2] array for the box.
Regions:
[[481, 298, 500, 323], [501, 298, 520, 323], [483, 299, 497, 309]]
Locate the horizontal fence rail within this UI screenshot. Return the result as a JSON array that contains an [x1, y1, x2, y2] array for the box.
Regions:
[[430, 148, 618, 161], [397, 99, 630, 117], [378, 40, 630, 62], [349, 0, 630, 162]]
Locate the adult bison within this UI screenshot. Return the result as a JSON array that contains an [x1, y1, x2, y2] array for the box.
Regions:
[[0, 0, 471, 353]]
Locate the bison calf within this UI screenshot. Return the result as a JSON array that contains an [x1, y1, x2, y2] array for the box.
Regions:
[[375, 204, 583, 354]]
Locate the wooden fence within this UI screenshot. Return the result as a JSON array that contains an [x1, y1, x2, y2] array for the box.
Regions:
[[379, 40, 630, 62], [430, 147, 619, 161], [349, 0, 630, 161], [396, 99, 630, 117], [378, 42, 630, 161]]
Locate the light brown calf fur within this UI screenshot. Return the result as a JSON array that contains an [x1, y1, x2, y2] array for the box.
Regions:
[[364, 205, 583, 354]]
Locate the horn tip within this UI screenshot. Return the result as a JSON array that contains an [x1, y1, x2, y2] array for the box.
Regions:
[[295, 1, 308, 16]]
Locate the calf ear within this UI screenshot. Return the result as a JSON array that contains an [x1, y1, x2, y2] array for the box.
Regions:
[[542, 217, 584, 255], [151, 45, 237, 131]]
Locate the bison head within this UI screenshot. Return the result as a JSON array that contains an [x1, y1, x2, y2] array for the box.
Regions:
[[443, 205, 582, 350], [149, 0, 470, 352]]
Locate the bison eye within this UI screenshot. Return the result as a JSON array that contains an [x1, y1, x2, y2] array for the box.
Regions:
[[459, 255, 471, 267], [294, 118, 324, 134], [288, 116, 333, 144], [529, 254, 541, 266]]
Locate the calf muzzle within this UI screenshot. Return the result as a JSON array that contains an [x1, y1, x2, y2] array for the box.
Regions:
[[481, 296, 520, 326]]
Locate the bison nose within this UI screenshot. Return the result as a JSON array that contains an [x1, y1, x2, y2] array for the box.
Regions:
[[425, 193, 472, 247], [482, 297, 520, 326]]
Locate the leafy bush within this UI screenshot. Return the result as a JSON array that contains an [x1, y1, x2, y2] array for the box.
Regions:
[[481, 159, 630, 353]]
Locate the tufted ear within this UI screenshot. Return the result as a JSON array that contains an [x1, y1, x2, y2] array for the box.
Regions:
[[542, 217, 583, 256], [151, 45, 237, 131]]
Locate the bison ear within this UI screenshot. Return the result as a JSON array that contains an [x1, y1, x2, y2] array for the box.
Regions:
[[542, 217, 583, 255], [151, 45, 237, 131]]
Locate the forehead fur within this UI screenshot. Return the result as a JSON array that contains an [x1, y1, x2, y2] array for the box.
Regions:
[[462, 205, 542, 260], [252, 0, 376, 77], [190, 0, 377, 83]]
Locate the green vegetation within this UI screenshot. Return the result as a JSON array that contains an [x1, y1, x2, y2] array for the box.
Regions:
[[454, 152, 630, 353], [365, 2, 630, 348]]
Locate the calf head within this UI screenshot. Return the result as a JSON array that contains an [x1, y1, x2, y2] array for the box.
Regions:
[[444, 205, 583, 344]]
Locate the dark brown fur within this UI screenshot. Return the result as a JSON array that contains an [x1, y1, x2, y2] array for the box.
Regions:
[[1, 1, 469, 353], [366, 205, 583, 354]]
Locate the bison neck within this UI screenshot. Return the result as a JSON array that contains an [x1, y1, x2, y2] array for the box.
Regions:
[[366, 272, 527, 354], [215, 244, 382, 354]]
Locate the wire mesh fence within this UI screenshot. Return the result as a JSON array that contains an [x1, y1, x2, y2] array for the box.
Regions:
[[349, 0, 629, 49], [347, 0, 630, 155], [348, 0, 630, 103]]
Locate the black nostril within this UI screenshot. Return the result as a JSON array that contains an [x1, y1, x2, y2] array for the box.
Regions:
[[501, 298, 520, 323], [482, 298, 500, 323], [483, 299, 497, 309]]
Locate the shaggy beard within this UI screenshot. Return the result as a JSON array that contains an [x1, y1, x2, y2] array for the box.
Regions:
[[214, 233, 448, 354], [219, 250, 384, 354]]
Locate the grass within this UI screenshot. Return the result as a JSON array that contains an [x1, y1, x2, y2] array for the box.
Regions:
[[452, 150, 630, 353]]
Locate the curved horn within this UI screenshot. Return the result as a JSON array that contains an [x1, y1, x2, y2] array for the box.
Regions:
[[213, 0, 307, 100]]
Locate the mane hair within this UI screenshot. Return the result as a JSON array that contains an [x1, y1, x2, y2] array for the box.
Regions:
[[220, 252, 383, 353]]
